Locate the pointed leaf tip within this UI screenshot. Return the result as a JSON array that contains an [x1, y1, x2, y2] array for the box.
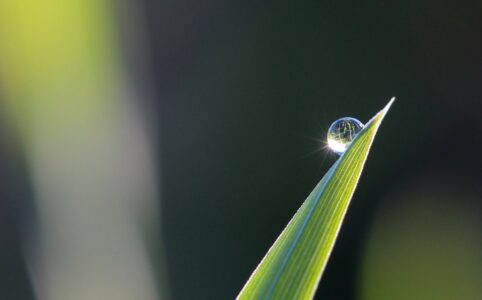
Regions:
[[237, 98, 394, 300]]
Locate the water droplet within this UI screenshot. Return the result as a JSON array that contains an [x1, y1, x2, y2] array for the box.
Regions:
[[327, 117, 364, 155]]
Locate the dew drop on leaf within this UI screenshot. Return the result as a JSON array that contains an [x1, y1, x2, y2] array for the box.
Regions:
[[327, 117, 364, 155]]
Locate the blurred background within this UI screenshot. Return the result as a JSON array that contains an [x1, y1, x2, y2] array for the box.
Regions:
[[0, 0, 481, 300]]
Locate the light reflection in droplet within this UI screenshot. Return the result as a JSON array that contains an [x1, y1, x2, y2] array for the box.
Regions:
[[327, 117, 364, 155]]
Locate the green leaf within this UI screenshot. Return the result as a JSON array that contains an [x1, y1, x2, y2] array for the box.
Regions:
[[237, 98, 395, 300]]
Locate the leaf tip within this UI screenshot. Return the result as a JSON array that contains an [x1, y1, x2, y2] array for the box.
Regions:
[[383, 96, 396, 113]]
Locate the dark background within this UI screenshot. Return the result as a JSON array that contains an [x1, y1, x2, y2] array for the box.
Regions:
[[146, 0, 481, 299], [1, 0, 481, 299]]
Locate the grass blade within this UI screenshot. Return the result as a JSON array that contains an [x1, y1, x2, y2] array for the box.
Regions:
[[237, 98, 394, 300]]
